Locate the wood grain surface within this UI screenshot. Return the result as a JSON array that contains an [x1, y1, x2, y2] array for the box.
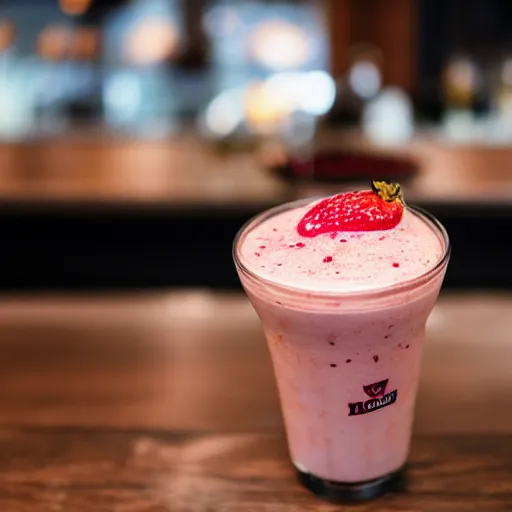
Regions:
[[0, 291, 510, 510], [0, 292, 510, 434], [0, 429, 510, 511]]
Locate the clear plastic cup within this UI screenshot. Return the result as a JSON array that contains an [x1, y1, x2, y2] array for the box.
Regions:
[[233, 198, 450, 502]]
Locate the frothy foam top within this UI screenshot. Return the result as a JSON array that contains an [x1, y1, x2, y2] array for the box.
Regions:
[[239, 201, 445, 293]]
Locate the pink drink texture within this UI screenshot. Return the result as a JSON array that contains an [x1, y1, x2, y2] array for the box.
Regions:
[[236, 199, 448, 483]]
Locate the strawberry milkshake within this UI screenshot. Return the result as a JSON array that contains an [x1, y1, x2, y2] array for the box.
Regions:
[[233, 182, 450, 501]]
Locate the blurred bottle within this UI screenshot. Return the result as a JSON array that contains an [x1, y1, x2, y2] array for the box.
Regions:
[[362, 87, 414, 146], [326, 44, 383, 128], [496, 58, 512, 118], [442, 55, 480, 110], [441, 54, 481, 140], [348, 44, 383, 102], [494, 56, 512, 140]]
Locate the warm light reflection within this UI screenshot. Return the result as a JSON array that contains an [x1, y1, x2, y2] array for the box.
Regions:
[[37, 24, 73, 61], [0, 20, 14, 53], [244, 82, 292, 133], [260, 73, 299, 115], [71, 27, 100, 61], [204, 70, 335, 137], [443, 57, 480, 108], [249, 21, 311, 70], [59, 0, 92, 16], [125, 18, 179, 65], [497, 58, 512, 119]]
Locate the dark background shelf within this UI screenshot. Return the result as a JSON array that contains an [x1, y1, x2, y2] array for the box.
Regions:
[[0, 200, 509, 291]]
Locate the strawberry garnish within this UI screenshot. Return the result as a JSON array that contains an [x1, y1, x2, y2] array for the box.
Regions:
[[297, 181, 404, 237]]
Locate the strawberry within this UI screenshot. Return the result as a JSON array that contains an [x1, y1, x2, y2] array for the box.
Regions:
[[297, 181, 404, 237]]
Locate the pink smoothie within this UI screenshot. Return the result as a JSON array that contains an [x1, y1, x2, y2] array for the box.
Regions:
[[235, 197, 449, 483]]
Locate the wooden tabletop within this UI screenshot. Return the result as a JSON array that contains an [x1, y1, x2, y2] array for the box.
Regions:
[[1, 429, 510, 511], [0, 291, 511, 510]]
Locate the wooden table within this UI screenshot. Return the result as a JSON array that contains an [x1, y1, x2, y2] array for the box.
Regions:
[[2, 430, 510, 511], [0, 291, 511, 510]]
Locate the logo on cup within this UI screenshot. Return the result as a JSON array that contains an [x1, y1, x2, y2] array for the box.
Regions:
[[348, 379, 397, 416]]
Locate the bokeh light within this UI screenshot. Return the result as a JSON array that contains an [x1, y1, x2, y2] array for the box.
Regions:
[[263, 71, 335, 116], [443, 57, 481, 107], [37, 24, 73, 62], [125, 18, 179, 65], [249, 21, 311, 70], [70, 27, 101, 61], [203, 88, 245, 137], [0, 20, 15, 54], [363, 87, 414, 145], [347, 43, 383, 100], [59, 0, 92, 16], [104, 72, 142, 124], [298, 71, 336, 115], [244, 81, 292, 133], [349, 61, 382, 99]]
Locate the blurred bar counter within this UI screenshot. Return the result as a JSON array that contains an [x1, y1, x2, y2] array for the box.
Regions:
[[0, 132, 510, 207], [0, 132, 510, 290]]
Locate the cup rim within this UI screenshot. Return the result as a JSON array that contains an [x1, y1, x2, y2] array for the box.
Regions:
[[233, 197, 451, 302]]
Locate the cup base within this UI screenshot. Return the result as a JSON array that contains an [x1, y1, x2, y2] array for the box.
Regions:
[[297, 466, 405, 502]]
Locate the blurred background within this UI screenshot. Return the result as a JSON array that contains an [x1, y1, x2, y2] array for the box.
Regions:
[[0, 0, 510, 289], [0, 0, 510, 436]]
